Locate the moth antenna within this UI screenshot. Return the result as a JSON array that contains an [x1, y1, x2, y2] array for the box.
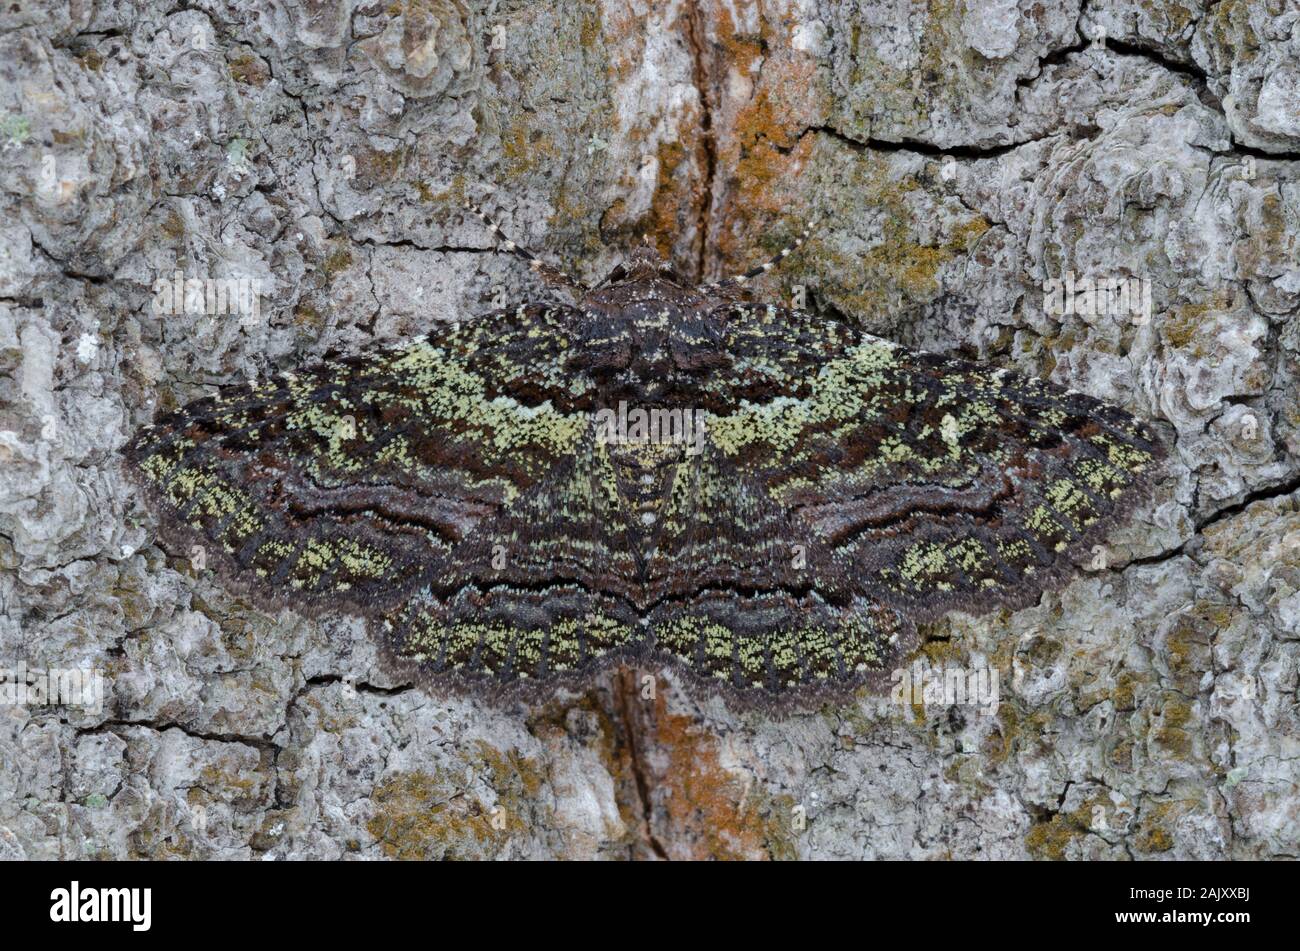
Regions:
[[463, 200, 589, 292], [703, 218, 819, 292]]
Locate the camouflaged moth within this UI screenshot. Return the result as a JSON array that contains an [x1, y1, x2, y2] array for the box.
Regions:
[[125, 201, 1163, 707]]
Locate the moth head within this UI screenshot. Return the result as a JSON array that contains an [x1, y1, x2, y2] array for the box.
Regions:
[[598, 242, 684, 289]]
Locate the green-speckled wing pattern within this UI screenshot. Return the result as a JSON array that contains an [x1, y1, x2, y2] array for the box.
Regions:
[[125, 305, 595, 615], [700, 304, 1162, 621], [127, 267, 1162, 707]]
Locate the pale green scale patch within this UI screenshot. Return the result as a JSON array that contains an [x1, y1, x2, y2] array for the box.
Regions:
[[656, 615, 702, 658], [169, 466, 251, 526], [578, 439, 621, 510], [704, 624, 734, 662], [300, 538, 334, 571], [737, 637, 766, 686], [577, 613, 634, 657], [336, 538, 393, 579], [545, 619, 583, 671], [213, 409, 254, 431], [288, 537, 336, 587], [253, 538, 296, 577], [1025, 504, 1070, 550], [220, 506, 264, 552], [948, 537, 992, 573], [1045, 478, 1097, 531], [934, 385, 959, 409], [961, 398, 1002, 427], [658, 615, 753, 680], [969, 368, 1012, 394], [1091, 433, 1153, 477], [403, 612, 443, 655], [837, 616, 884, 671], [708, 394, 814, 456], [899, 541, 952, 584], [482, 625, 512, 672], [899, 543, 987, 587], [284, 402, 368, 474], [281, 535, 388, 589], [445, 623, 480, 668], [282, 372, 315, 404], [1076, 457, 1123, 494], [709, 340, 898, 456], [375, 434, 413, 468], [768, 628, 802, 686], [770, 474, 815, 499], [140, 449, 178, 486], [878, 436, 915, 464], [655, 465, 693, 531], [1041, 408, 1069, 428], [198, 481, 253, 532], [386, 342, 587, 460], [799, 626, 838, 679], [998, 538, 1034, 565]]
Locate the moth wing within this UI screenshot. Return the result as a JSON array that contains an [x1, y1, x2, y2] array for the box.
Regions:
[[378, 432, 657, 694], [708, 305, 1164, 619], [633, 303, 1160, 702], [124, 305, 595, 617], [631, 432, 914, 700]]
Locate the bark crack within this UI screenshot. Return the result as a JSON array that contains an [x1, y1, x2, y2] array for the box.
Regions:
[[806, 123, 1061, 159], [76, 718, 280, 753], [614, 669, 669, 859], [683, 0, 717, 285]]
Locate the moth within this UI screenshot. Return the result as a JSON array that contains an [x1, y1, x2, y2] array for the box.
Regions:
[[124, 201, 1163, 707]]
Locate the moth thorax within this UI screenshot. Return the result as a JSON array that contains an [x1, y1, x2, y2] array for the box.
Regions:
[[606, 442, 683, 529]]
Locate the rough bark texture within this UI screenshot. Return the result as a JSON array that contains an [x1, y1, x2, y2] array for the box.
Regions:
[[1, 0, 1298, 860]]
